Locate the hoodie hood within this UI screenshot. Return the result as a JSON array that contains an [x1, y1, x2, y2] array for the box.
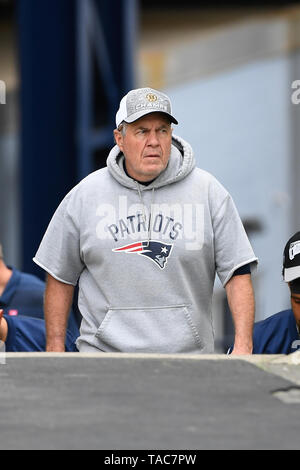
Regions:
[[107, 134, 196, 190]]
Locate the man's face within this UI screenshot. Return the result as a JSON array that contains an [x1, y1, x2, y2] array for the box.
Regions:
[[114, 113, 173, 182], [291, 292, 300, 328]]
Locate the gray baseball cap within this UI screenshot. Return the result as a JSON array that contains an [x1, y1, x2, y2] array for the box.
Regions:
[[116, 87, 178, 128]]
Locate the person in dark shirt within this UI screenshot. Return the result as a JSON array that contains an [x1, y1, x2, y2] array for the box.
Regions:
[[251, 232, 300, 354], [0, 243, 79, 337], [0, 309, 78, 352], [229, 232, 300, 355]]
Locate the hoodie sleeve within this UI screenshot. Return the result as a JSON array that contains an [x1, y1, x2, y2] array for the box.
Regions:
[[33, 190, 84, 286], [211, 185, 258, 287]]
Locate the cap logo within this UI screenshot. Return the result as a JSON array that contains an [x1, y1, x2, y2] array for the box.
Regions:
[[146, 93, 157, 102], [289, 240, 300, 260]]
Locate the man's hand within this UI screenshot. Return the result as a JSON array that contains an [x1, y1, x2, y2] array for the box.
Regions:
[[46, 337, 66, 353], [230, 346, 253, 355], [225, 274, 255, 355]]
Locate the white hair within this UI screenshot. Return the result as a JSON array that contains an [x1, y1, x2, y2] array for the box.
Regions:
[[117, 122, 128, 136]]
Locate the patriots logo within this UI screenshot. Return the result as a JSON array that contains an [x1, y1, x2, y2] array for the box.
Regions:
[[113, 240, 173, 269]]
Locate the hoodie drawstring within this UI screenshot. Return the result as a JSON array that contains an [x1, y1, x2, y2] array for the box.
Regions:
[[135, 182, 155, 247]]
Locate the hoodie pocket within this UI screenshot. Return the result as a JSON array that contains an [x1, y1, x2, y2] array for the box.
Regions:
[[95, 305, 203, 353]]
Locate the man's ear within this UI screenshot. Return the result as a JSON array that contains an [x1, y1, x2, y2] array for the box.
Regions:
[[113, 129, 124, 151]]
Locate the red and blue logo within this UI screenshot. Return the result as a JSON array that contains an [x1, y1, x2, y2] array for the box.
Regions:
[[113, 240, 173, 269]]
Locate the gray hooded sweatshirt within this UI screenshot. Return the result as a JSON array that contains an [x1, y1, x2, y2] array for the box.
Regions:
[[33, 135, 258, 353]]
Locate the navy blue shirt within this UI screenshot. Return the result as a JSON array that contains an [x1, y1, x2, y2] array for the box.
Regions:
[[0, 267, 79, 337], [229, 309, 300, 354], [252, 309, 300, 355], [4, 314, 78, 352]]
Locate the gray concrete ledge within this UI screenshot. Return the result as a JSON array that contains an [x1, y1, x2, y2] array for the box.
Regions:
[[5, 352, 300, 373], [1, 354, 300, 449], [4, 352, 300, 387], [2, 352, 284, 361]]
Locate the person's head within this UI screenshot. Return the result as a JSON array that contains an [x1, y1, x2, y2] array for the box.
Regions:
[[283, 232, 300, 326], [113, 87, 178, 182], [289, 279, 300, 327]]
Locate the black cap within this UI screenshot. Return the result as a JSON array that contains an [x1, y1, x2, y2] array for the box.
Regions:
[[283, 232, 300, 283]]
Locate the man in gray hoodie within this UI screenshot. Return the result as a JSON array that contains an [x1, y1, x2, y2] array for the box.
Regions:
[[34, 87, 258, 355]]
